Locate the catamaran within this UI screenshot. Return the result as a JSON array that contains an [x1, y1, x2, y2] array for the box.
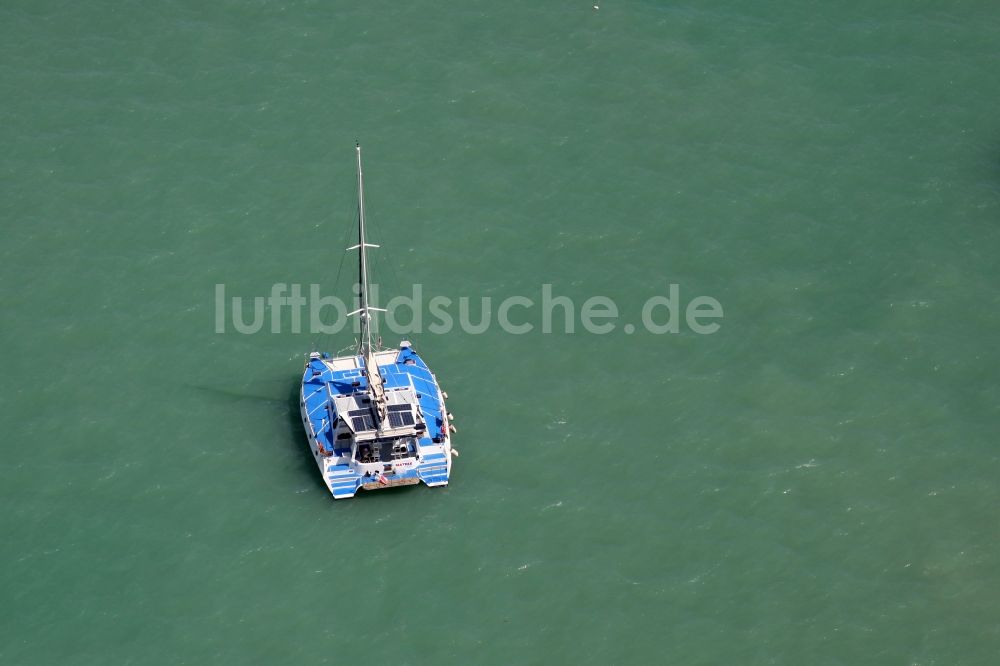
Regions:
[[299, 144, 456, 499]]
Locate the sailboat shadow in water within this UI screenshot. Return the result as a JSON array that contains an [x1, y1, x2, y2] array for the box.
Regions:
[[187, 382, 329, 494]]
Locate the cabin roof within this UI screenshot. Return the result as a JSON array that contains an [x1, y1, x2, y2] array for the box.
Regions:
[[301, 345, 446, 456]]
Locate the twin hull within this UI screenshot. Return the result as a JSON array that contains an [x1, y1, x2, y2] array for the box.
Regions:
[[299, 346, 452, 499]]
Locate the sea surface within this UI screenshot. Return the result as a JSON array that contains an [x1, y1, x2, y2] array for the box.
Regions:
[[2, 2, 999, 664]]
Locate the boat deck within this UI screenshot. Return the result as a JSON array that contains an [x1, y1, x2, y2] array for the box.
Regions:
[[300, 345, 450, 496]]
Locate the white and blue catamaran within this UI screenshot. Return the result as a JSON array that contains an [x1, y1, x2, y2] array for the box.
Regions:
[[299, 144, 455, 499]]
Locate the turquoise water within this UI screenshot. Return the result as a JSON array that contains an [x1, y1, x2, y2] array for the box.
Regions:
[[2, 2, 999, 663]]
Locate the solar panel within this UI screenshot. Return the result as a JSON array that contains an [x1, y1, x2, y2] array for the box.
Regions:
[[386, 404, 415, 428], [348, 408, 375, 432], [389, 412, 414, 428]]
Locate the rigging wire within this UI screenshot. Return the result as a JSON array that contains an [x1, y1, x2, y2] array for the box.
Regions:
[[310, 148, 409, 355], [310, 167, 357, 353], [361, 174, 406, 350], [362, 176, 409, 350]]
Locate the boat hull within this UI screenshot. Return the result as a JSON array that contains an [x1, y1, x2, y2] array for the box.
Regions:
[[299, 345, 453, 499]]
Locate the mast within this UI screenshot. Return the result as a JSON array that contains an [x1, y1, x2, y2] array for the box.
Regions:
[[356, 142, 373, 357], [349, 143, 388, 424]]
